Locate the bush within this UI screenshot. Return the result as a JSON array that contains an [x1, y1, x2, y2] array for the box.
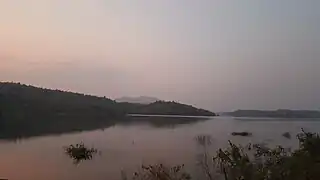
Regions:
[[212, 130, 320, 180], [127, 130, 320, 180], [64, 143, 97, 164], [123, 164, 191, 180]]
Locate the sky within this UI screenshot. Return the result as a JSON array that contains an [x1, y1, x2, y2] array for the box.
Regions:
[[1, 0, 320, 111]]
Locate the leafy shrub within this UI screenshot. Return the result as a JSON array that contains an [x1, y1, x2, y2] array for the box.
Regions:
[[64, 143, 97, 164], [128, 130, 320, 180], [124, 164, 191, 180]]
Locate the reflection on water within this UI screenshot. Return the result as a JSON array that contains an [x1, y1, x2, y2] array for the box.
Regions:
[[120, 116, 211, 128], [195, 135, 212, 147], [0, 117, 320, 180], [0, 116, 211, 142]]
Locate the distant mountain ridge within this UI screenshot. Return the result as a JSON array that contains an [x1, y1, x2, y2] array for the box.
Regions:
[[226, 109, 320, 118], [115, 96, 160, 104]]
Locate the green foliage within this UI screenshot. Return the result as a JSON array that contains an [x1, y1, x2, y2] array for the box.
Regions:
[[211, 130, 320, 180], [125, 164, 191, 180], [133, 130, 320, 180], [64, 143, 98, 164]]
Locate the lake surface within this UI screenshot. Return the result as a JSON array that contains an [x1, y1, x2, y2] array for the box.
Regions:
[[1, 116, 320, 180]]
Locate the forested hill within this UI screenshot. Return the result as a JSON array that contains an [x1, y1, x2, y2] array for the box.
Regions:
[[0, 82, 125, 138], [120, 101, 216, 116], [115, 96, 160, 104], [0, 82, 215, 138], [0, 82, 124, 117]]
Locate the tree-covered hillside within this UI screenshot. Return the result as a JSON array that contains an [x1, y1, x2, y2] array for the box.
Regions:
[[0, 82, 215, 139], [0, 82, 124, 138], [121, 101, 216, 116]]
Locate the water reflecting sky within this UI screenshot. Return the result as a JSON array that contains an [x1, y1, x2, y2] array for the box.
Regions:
[[0, 117, 320, 180]]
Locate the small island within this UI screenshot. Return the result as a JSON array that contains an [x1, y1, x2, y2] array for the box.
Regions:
[[0, 82, 215, 139]]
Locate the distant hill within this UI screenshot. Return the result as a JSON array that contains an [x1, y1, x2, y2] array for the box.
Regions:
[[0, 82, 216, 139], [226, 109, 320, 118], [115, 96, 160, 104], [120, 101, 216, 116], [0, 82, 125, 139]]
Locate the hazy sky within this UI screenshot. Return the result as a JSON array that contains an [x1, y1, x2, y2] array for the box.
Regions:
[[1, 0, 320, 111]]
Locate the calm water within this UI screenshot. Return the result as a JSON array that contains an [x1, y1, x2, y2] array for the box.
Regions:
[[1, 116, 320, 180]]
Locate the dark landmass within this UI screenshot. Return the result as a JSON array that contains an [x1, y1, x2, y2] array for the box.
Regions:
[[120, 101, 216, 116], [0, 82, 215, 139], [226, 109, 320, 118], [0, 82, 124, 139], [115, 96, 160, 104], [231, 131, 253, 136]]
